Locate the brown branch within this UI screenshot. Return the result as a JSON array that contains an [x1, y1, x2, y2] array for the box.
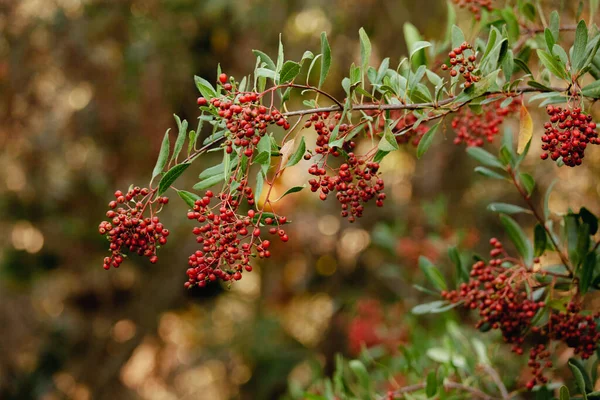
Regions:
[[507, 167, 574, 275]]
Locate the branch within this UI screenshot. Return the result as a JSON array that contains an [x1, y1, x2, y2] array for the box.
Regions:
[[507, 167, 574, 275], [282, 86, 567, 117]]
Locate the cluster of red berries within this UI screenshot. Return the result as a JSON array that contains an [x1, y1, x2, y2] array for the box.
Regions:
[[442, 239, 542, 352], [441, 42, 480, 87], [451, 0, 493, 20], [303, 111, 356, 156], [377, 111, 429, 147], [197, 74, 290, 157], [540, 105, 598, 167], [442, 238, 600, 390], [308, 153, 385, 222], [450, 98, 521, 147], [184, 190, 288, 288], [99, 187, 170, 269]]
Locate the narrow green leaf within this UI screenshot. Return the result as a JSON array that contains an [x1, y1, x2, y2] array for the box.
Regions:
[[474, 166, 507, 180], [466, 147, 505, 169], [426, 371, 437, 397], [254, 170, 264, 201], [549, 11, 560, 42], [199, 156, 238, 180], [569, 358, 591, 398], [449, 246, 469, 283], [404, 23, 426, 66], [451, 25, 465, 50], [412, 300, 447, 315], [537, 49, 569, 80], [487, 203, 531, 214], [419, 256, 447, 291], [520, 173, 535, 195], [416, 121, 441, 159], [580, 207, 598, 234], [500, 214, 534, 264], [171, 115, 188, 164], [582, 80, 600, 98], [274, 185, 305, 202], [544, 180, 557, 220], [285, 136, 306, 168], [580, 252, 596, 294], [158, 163, 191, 195], [319, 32, 331, 88], [349, 360, 371, 399], [572, 20, 589, 72], [358, 27, 372, 72], [252, 49, 276, 70], [194, 75, 217, 100], [151, 129, 170, 183], [280, 61, 301, 84], [559, 386, 570, 400], [378, 125, 400, 152], [534, 223, 547, 257], [410, 41, 432, 59], [193, 173, 225, 190], [178, 190, 201, 208]]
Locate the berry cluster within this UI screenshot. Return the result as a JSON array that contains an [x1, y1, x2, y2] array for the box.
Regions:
[[303, 111, 356, 156], [450, 98, 521, 147], [99, 187, 170, 269], [441, 42, 480, 87], [540, 105, 599, 167], [198, 74, 290, 157], [442, 239, 542, 351], [451, 0, 493, 20], [185, 190, 288, 288], [443, 238, 600, 390], [308, 153, 385, 222], [379, 111, 430, 147]]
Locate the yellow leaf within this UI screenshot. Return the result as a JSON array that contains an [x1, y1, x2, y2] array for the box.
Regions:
[[518, 104, 533, 154], [278, 138, 295, 169]]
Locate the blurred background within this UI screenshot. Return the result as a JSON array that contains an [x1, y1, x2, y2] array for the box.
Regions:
[[1, 0, 599, 399]]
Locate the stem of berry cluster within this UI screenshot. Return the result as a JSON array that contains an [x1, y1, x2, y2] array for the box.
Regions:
[[507, 167, 574, 276]]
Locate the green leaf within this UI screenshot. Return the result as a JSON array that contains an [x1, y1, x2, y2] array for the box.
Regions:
[[474, 166, 507, 180], [537, 49, 569, 80], [178, 190, 201, 208], [520, 173, 535, 195], [580, 252, 596, 294], [451, 25, 465, 50], [500, 214, 534, 264], [566, 214, 581, 266], [569, 358, 591, 398], [193, 173, 225, 190], [199, 156, 238, 180], [158, 163, 191, 195], [319, 32, 331, 88], [348, 360, 371, 399], [449, 246, 469, 283], [378, 125, 400, 152], [404, 23, 425, 66], [276, 33, 284, 78], [466, 147, 505, 169], [280, 61, 301, 84], [171, 115, 188, 164], [252, 49, 276, 70], [544, 180, 557, 220], [572, 20, 589, 72], [285, 136, 306, 168], [549, 11, 560, 42], [580, 207, 598, 235], [410, 41, 432, 59], [254, 170, 264, 201], [514, 58, 533, 75], [358, 27, 371, 72], [487, 203, 531, 215], [582, 80, 600, 98], [416, 121, 441, 159], [419, 256, 447, 291], [151, 129, 171, 183], [194, 75, 217, 100], [559, 386, 570, 400], [426, 371, 437, 397], [534, 223, 547, 257], [274, 185, 305, 202]]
